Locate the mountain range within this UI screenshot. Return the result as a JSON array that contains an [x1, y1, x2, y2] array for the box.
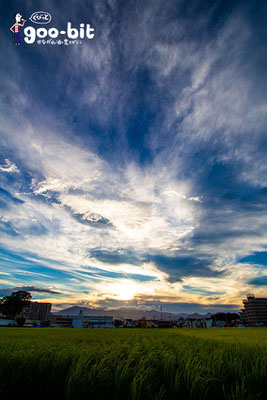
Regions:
[[55, 306, 214, 320]]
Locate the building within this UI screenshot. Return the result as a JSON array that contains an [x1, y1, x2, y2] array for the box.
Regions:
[[124, 319, 139, 328], [72, 310, 85, 328], [0, 318, 16, 326], [204, 318, 213, 328], [83, 316, 114, 328], [184, 318, 200, 328], [241, 294, 267, 326], [70, 310, 114, 328], [50, 315, 73, 328], [21, 301, 52, 322], [182, 318, 213, 328], [156, 320, 174, 328], [224, 320, 244, 328], [137, 318, 152, 328]]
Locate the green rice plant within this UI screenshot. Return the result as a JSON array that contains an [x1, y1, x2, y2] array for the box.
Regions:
[[0, 328, 266, 400]]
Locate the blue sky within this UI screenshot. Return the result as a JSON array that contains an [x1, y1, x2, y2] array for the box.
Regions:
[[0, 0, 266, 312]]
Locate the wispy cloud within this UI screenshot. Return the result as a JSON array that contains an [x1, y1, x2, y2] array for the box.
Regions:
[[0, 159, 20, 173], [0, 0, 266, 312]]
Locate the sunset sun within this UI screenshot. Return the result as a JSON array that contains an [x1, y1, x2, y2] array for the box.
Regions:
[[108, 281, 141, 301]]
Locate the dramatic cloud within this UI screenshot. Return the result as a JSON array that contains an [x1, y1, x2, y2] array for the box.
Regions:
[[0, 0, 266, 312]]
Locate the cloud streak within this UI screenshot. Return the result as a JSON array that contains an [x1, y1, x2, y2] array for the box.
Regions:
[[0, 286, 62, 297], [0, 159, 20, 173], [0, 0, 266, 312]]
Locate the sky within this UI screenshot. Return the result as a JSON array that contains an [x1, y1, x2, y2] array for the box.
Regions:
[[0, 0, 266, 313]]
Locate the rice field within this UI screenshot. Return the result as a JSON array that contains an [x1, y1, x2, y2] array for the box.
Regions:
[[0, 327, 266, 400]]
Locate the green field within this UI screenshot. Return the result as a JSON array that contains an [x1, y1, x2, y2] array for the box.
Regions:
[[0, 328, 266, 400]]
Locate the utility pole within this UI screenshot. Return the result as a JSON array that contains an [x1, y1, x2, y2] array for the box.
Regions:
[[154, 304, 163, 320]]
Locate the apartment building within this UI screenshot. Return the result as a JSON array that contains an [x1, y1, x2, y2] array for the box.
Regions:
[[21, 301, 52, 321], [241, 294, 267, 326]]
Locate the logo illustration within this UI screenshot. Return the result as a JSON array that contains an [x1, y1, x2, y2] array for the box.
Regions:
[[10, 13, 26, 45], [29, 11, 52, 24], [10, 11, 94, 46]]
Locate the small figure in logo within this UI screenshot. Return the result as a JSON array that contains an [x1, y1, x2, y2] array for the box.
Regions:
[[10, 13, 26, 45]]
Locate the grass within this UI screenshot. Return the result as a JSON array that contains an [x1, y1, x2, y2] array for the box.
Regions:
[[0, 328, 266, 400]]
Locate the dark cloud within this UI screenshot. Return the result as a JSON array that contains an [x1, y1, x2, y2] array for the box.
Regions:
[[73, 213, 113, 228], [0, 187, 24, 210], [185, 156, 267, 250], [90, 250, 222, 283], [0, 188, 23, 204], [191, 229, 261, 246], [131, 294, 240, 313], [0, 220, 48, 237], [182, 285, 226, 296], [146, 254, 221, 282], [0, 286, 62, 297], [0, 219, 19, 237], [89, 250, 139, 265], [64, 206, 114, 229], [247, 277, 267, 286]]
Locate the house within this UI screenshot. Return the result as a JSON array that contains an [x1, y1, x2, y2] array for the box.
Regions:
[[138, 318, 152, 328], [125, 319, 138, 328], [156, 320, 174, 328]]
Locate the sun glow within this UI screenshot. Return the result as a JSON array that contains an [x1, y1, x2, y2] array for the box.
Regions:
[[107, 281, 141, 301]]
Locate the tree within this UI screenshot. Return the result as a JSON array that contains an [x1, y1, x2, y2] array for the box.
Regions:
[[114, 319, 124, 328], [0, 291, 32, 322], [16, 317, 26, 327], [211, 312, 240, 322]]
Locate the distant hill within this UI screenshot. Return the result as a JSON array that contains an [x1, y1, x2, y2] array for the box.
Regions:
[[54, 306, 214, 320]]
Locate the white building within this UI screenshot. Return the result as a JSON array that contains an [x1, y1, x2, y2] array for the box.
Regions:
[[71, 310, 114, 328]]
